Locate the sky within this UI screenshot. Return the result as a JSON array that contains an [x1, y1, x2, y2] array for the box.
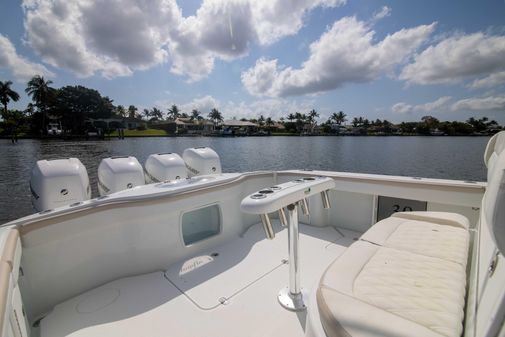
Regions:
[[1, 0, 505, 123]]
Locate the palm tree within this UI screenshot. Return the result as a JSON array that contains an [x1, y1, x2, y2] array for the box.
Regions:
[[167, 104, 180, 120], [0, 80, 20, 116], [308, 109, 319, 133], [308, 109, 319, 121], [116, 105, 126, 117], [191, 109, 201, 121], [287, 113, 295, 123], [352, 117, 360, 127], [331, 111, 347, 125], [127, 105, 138, 119], [258, 115, 265, 127], [150, 107, 163, 120], [265, 117, 274, 134], [25, 75, 54, 134], [294, 112, 306, 132], [142, 108, 151, 120], [208, 108, 223, 127]]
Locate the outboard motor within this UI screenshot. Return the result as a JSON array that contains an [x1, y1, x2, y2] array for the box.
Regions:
[[97, 156, 145, 196], [144, 153, 187, 183], [30, 158, 91, 212], [182, 147, 222, 177]]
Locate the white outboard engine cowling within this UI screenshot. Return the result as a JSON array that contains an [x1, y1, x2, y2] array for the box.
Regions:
[[145, 153, 187, 183], [98, 156, 145, 196], [183, 147, 222, 177], [30, 158, 90, 212]]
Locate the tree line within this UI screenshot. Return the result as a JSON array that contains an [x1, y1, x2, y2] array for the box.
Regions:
[[1, 76, 502, 139], [0, 76, 227, 137]]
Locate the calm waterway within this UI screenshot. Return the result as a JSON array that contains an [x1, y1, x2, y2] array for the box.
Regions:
[[0, 136, 489, 224]]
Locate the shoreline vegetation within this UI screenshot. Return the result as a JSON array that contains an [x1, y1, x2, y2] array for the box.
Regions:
[[0, 130, 497, 140], [1, 76, 502, 142]]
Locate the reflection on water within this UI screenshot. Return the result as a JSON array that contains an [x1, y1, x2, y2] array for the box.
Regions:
[[0, 136, 489, 223]]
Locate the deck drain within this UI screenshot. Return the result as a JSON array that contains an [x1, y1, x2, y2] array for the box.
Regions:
[[218, 297, 229, 305], [211, 252, 219, 257]]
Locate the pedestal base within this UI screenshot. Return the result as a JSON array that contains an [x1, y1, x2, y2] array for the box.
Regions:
[[277, 286, 309, 311]]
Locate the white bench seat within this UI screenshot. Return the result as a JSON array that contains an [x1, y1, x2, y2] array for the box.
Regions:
[[318, 240, 467, 337], [360, 212, 470, 267], [317, 211, 470, 337]]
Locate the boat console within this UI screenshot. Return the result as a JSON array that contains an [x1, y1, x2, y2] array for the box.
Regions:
[[241, 176, 334, 310]]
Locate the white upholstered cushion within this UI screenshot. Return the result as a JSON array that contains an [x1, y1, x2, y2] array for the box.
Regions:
[[361, 214, 469, 267], [319, 241, 466, 337], [391, 211, 469, 230], [482, 132, 505, 255]]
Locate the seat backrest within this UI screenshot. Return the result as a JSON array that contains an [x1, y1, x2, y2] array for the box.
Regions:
[[469, 132, 505, 337], [483, 131, 505, 255], [0, 227, 30, 337]]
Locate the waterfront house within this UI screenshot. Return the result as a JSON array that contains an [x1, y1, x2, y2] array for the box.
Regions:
[[222, 120, 258, 135]]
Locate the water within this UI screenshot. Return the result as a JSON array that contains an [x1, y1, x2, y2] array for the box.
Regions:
[[0, 136, 489, 224]]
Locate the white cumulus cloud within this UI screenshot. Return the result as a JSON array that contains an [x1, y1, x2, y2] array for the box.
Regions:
[[180, 95, 221, 114], [22, 0, 180, 78], [21, 0, 345, 81], [400, 32, 505, 85], [250, 0, 345, 45], [451, 94, 505, 112], [242, 17, 435, 97], [0, 34, 53, 81], [222, 97, 316, 120], [372, 6, 391, 21], [167, 95, 315, 120], [469, 71, 505, 89], [392, 96, 452, 114]]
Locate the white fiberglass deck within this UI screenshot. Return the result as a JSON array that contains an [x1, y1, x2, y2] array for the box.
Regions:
[[40, 222, 360, 337]]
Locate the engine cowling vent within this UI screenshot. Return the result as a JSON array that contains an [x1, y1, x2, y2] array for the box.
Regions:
[[182, 147, 222, 177], [97, 156, 145, 196], [145, 153, 187, 183], [30, 158, 90, 212]]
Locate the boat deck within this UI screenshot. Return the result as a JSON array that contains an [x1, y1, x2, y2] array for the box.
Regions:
[[39, 222, 361, 337]]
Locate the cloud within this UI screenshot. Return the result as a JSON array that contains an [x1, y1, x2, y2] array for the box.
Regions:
[[165, 0, 345, 81], [469, 71, 505, 89], [372, 6, 391, 21], [21, 0, 345, 80], [450, 94, 505, 112], [242, 17, 435, 97], [166, 95, 315, 120], [392, 96, 452, 114], [400, 32, 505, 85], [391, 102, 412, 114], [222, 97, 316, 120], [180, 95, 220, 114], [0, 34, 53, 81], [22, 0, 180, 78], [250, 0, 345, 45]]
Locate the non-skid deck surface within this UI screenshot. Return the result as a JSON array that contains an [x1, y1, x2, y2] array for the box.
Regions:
[[40, 222, 360, 337]]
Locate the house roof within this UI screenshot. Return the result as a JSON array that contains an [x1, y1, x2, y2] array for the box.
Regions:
[[223, 120, 258, 127]]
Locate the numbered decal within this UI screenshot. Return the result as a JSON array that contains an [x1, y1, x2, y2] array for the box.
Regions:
[[377, 196, 427, 222]]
